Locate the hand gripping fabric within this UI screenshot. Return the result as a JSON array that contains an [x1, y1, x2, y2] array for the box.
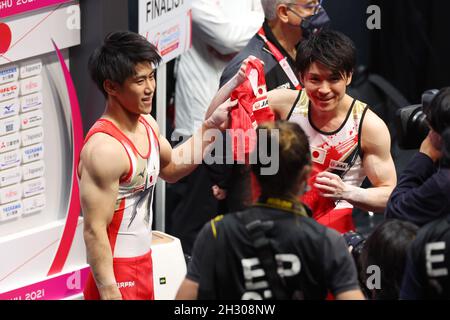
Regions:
[[229, 59, 275, 163]]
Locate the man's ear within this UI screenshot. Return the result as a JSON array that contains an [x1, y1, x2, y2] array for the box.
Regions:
[[276, 4, 290, 23], [103, 79, 120, 97], [346, 72, 353, 86]]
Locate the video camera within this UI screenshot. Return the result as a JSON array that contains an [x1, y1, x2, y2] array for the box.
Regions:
[[395, 89, 439, 149]]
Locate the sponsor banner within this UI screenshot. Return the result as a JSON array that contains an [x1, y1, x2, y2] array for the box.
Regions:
[[0, 167, 21, 187], [21, 110, 43, 130], [22, 177, 45, 198], [22, 160, 44, 181], [21, 92, 43, 113], [0, 65, 19, 85], [21, 126, 44, 147], [0, 116, 20, 136], [0, 184, 21, 205], [0, 0, 71, 19], [0, 149, 21, 170], [20, 60, 42, 79], [0, 267, 89, 300], [22, 143, 44, 164], [0, 99, 19, 118], [0, 82, 19, 102], [0, 200, 22, 222], [22, 193, 45, 215], [20, 76, 42, 96], [138, 0, 192, 64], [0, 132, 20, 153]]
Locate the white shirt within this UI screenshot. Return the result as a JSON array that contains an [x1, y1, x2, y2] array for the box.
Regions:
[[173, 0, 263, 140]]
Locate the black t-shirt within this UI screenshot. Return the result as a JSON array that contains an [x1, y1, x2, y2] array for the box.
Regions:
[[187, 206, 359, 300], [400, 215, 450, 299]]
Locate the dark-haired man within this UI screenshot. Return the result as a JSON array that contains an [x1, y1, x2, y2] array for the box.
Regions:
[[79, 31, 246, 300], [267, 30, 397, 233]]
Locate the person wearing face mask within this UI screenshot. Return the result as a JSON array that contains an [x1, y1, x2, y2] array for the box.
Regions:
[[169, 0, 331, 254], [220, 0, 330, 91], [204, 0, 330, 217], [267, 30, 397, 234]]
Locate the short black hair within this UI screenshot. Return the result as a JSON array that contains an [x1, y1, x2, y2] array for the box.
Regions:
[[88, 31, 162, 98], [424, 87, 450, 135], [295, 29, 356, 78]]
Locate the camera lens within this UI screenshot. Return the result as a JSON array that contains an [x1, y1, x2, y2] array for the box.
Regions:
[[408, 108, 429, 145]]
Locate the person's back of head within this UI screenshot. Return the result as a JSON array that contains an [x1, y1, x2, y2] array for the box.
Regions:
[[360, 219, 419, 300], [295, 29, 356, 79], [88, 31, 162, 98], [424, 87, 450, 136], [251, 121, 311, 198]]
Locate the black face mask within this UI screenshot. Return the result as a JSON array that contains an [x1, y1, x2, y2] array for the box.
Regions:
[[300, 7, 331, 38]]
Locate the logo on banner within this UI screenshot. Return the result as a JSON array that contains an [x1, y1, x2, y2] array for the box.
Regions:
[[0, 82, 19, 102], [22, 194, 46, 215], [0, 99, 19, 118], [23, 177, 45, 198], [21, 92, 43, 112], [22, 143, 44, 163], [0, 149, 21, 170], [0, 184, 22, 205], [22, 160, 45, 181], [21, 126, 44, 147], [0, 65, 19, 84], [0, 201, 22, 222], [20, 60, 42, 79], [0, 116, 19, 136], [21, 110, 43, 130], [20, 76, 42, 96], [0, 167, 21, 187], [0, 132, 20, 153]]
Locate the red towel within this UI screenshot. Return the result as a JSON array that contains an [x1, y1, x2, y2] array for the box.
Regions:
[[229, 59, 275, 162]]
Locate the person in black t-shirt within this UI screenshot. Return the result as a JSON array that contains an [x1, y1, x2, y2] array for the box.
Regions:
[[176, 121, 364, 300]]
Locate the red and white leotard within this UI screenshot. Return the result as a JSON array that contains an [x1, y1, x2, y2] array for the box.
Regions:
[[288, 90, 368, 233], [82, 116, 160, 300]]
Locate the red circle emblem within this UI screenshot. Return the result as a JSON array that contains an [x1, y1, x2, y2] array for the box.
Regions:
[[312, 151, 320, 159], [0, 23, 12, 55]]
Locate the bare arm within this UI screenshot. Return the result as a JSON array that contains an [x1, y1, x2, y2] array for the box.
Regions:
[[145, 101, 233, 184], [79, 134, 128, 300], [204, 56, 254, 120], [314, 110, 397, 213], [335, 289, 365, 300], [175, 278, 199, 300], [267, 88, 299, 120]]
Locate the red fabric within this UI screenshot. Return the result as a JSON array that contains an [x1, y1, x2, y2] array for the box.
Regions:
[[229, 59, 275, 162], [83, 251, 154, 300], [315, 207, 355, 234]]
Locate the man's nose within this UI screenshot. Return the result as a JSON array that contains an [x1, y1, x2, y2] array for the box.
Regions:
[[318, 82, 331, 94]]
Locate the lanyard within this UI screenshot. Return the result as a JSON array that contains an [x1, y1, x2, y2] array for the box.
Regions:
[[254, 197, 308, 218], [257, 28, 302, 90]]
